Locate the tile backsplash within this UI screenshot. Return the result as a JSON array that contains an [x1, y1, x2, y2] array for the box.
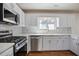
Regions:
[[0, 24, 11, 31], [0, 24, 72, 35], [24, 26, 71, 34], [0, 24, 23, 36]]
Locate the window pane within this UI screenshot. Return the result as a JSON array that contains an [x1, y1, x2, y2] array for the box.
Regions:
[[39, 19, 48, 29], [38, 16, 59, 30], [40, 24, 48, 29], [48, 24, 55, 30]]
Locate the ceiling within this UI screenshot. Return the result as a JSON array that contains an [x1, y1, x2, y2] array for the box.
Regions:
[[17, 3, 79, 12]]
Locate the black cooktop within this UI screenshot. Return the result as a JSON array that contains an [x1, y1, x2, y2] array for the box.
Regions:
[[0, 36, 26, 43], [11, 36, 26, 43], [0, 30, 26, 43]]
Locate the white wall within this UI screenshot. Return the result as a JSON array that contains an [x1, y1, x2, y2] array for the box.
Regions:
[[71, 14, 79, 35], [24, 13, 79, 34], [25, 13, 72, 27], [25, 12, 79, 53]]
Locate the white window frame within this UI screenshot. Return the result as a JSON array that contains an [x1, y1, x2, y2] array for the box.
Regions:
[[38, 16, 59, 30]]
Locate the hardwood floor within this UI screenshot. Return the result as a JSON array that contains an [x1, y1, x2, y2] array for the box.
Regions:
[[28, 51, 76, 56], [16, 50, 77, 56]]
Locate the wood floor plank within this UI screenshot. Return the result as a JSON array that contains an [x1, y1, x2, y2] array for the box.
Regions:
[[28, 51, 76, 56], [16, 50, 77, 56]]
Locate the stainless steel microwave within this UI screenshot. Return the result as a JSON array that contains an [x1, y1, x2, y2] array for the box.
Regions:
[[4, 8, 17, 24], [0, 3, 18, 25]]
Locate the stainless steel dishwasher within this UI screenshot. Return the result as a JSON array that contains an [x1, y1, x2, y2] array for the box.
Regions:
[[31, 36, 40, 51]]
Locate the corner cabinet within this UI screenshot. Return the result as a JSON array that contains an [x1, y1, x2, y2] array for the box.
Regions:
[[70, 37, 79, 55]]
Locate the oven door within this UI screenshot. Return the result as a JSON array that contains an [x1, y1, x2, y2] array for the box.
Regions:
[[15, 39, 26, 53]]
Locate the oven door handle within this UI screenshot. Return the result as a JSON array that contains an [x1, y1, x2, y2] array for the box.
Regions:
[[16, 41, 26, 50]]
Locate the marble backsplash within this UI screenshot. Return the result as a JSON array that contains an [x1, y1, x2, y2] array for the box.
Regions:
[[0, 24, 23, 36], [22, 26, 71, 34]]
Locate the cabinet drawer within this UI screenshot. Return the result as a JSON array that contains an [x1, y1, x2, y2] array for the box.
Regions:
[[0, 47, 13, 56]]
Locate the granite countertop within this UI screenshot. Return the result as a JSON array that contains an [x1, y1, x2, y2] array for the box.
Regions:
[[0, 43, 14, 54]]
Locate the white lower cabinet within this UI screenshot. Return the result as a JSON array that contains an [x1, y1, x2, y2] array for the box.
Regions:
[[55, 39, 63, 50], [50, 39, 58, 50], [62, 39, 69, 50], [0, 47, 13, 56], [43, 38, 50, 50], [70, 38, 79, 55], [30, 35, 70, 52], [38, 36, 43, 51], [42, 36, 69, 51], [71, 39, 77, 54]]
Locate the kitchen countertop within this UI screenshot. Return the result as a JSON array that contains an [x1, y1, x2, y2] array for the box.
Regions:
[[0, 43, 14, 54], [14, 33, 71, 36], [28, 34, 71, 36]]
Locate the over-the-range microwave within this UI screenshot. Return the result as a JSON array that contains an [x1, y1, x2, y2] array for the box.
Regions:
[[0, 3, 19, 25], [4, 8, 17, 24]]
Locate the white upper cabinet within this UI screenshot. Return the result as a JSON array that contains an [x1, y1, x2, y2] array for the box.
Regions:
[[3, 3, 25, 26], [3, 3, 16, 14], [19, 10, 25, 27], [12, 4, 25, 26]]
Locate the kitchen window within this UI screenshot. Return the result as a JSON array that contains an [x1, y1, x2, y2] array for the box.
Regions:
[[38, 16, 59, 30]]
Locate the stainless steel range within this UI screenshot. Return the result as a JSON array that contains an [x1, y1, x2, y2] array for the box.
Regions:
[[0, 30, 27, 54]]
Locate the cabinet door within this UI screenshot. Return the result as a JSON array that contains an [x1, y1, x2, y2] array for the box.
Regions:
[[42, 36, 70, 51], [50, 39, 58, 50], [51, 38, 69, 50], [13, 4, 25, 26], [43, 38, 50, 50], [38, 36, 43, 51], [43, 36, 63, 50], [19, 12, 25, 26], [43, 36, 58, 51], [72, 39, 77, 51], [62, 39, 69, 50], [0, 47, 13, 56], [56, 39, 63, 50], [27, 36, 31, 53], [71, 39, 78, 55]]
